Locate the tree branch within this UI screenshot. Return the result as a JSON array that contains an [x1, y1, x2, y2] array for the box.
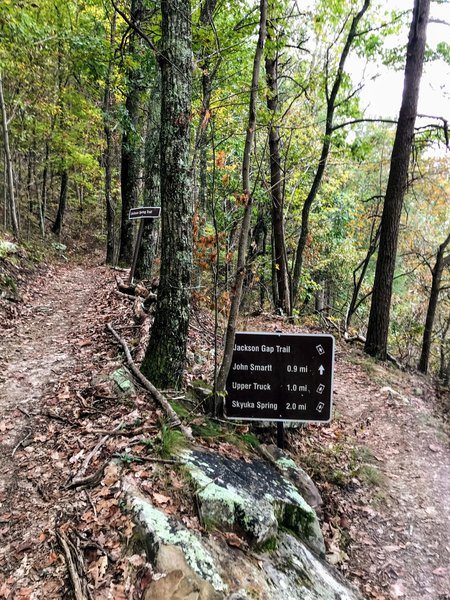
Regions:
[[107, 323, 193, 440]]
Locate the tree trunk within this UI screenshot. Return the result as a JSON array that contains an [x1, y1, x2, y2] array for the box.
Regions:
[[103, 11, 117, 265], [135, 72, 161, 280], [418, 231, 450, 374], [345, 221, 381, 330], [141, 0, 193, 389], [40, 142, 49, 238], [0, 72, 19, 239], [265, 48, 290, 315], [291, 0, 370, 307], [51, 170, 68, 236], [365, 0, 430, 359], [216, 0, 268, 398], [117, 0, 143, 266]]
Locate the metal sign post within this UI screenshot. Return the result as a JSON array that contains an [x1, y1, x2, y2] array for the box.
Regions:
[[225, 332, 335, 433], [128, 207, 161, 285]]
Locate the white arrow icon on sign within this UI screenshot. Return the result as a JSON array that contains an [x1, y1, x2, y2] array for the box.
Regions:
[[318, 365, 325, 375]]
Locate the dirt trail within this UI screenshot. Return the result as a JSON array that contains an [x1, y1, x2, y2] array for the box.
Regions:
[[0, 263, 449, 599], [334, 351, 450, 600], [0, 264, 107, 592]]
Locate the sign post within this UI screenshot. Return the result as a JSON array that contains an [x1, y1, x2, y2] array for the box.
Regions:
[[225, 332, 334, 431], [128, 207, 161, 285]]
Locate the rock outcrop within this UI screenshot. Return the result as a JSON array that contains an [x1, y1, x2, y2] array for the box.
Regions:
[[122, 450, 363, 600]]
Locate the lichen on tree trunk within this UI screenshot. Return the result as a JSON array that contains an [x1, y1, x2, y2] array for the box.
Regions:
[[140, 0, 193, 389]]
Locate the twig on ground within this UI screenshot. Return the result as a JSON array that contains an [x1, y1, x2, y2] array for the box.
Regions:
[[17, 406, 32, 417], [114, 289, 134, 301], [84, 490, 97, 519], [82, 425, 157, 437], [67, 460, 109, 490], [70, 421, 122, 485], [106, 322, 194, 441], [43, 409, 75, 424], [115, 453, 180, 465], [12, 430, 31, 457], [56, 528, 93, 600]]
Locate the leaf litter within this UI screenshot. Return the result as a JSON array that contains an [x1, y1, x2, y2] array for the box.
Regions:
[[0, 263, 449, 599]]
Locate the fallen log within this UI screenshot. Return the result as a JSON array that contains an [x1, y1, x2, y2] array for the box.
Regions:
[[106, 322, 193, 441]]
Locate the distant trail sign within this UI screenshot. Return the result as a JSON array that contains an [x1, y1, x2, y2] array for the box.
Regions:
[[128, 206, 161, 285], [225, 332, 334, 423], [129, 206, 161, 219]]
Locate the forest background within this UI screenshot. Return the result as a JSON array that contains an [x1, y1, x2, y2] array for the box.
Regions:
[[0, 0, 449, 388]]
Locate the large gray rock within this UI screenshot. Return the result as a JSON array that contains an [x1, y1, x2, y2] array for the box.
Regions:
[[181, 449, 325, 556], [122, 477, 226, 594], [258, 444, 323, 511], [122, 473, 363, 600], [143, 545, 220, 600]]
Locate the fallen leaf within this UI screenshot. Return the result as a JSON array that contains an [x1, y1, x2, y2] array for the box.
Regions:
[[224, 532, 247, 549], [152, 492, 171, 505]]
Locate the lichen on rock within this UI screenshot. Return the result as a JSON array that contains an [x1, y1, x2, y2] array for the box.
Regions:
[[123, 478, 226, 593], [181, 449, 325, 556]]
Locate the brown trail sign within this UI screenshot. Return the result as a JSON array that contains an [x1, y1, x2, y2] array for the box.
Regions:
[[225, 332, 334, 423]]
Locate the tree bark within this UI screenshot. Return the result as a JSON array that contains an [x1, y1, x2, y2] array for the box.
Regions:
[[135, 72, 161, 280], [51, 169, 68, 236], [118, 0, 143, 266], [216, 0, 268, 397], [365, 0, 430, 359], [0, 72, 19, 239], [418, 231, 450, 373], [291, 0, 370, 307], [103, 11, 117, 265], [265, 47, 290, 315], [141, 0, 193, 389]]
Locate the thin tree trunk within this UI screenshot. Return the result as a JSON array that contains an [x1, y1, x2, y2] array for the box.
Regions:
[[0, 72, 19, 238], [291, 0, 370, 307], [103, 11, 117, 265], [135, 72, 161, 280], [345, 222, 381, 329], [51, 170, 68, 236], [118, 0, 143, 266], [418, 231, 450, 374], [40, 142, 49, 238], [365, 0, 430, 359], [141, 0, 193, 389], [216, 0, 268, 398], [266, 46, 290, 315]]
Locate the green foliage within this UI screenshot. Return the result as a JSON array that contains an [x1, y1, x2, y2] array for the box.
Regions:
[[157, 423, 187, 459]]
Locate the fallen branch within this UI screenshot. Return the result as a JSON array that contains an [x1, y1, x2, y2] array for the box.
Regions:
[[114, 289, 135, 301], [67, 460, 109, 490], [74, 435, 110, 480], [68, 422, 122, 487], [107, 322, 193, 441], [43, 409, 75, 425], [56, 529, 93, 600], [115, 453, 180, 465]]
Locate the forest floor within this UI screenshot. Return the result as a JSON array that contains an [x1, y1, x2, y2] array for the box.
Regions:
[[0, 261, 449, 599]]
